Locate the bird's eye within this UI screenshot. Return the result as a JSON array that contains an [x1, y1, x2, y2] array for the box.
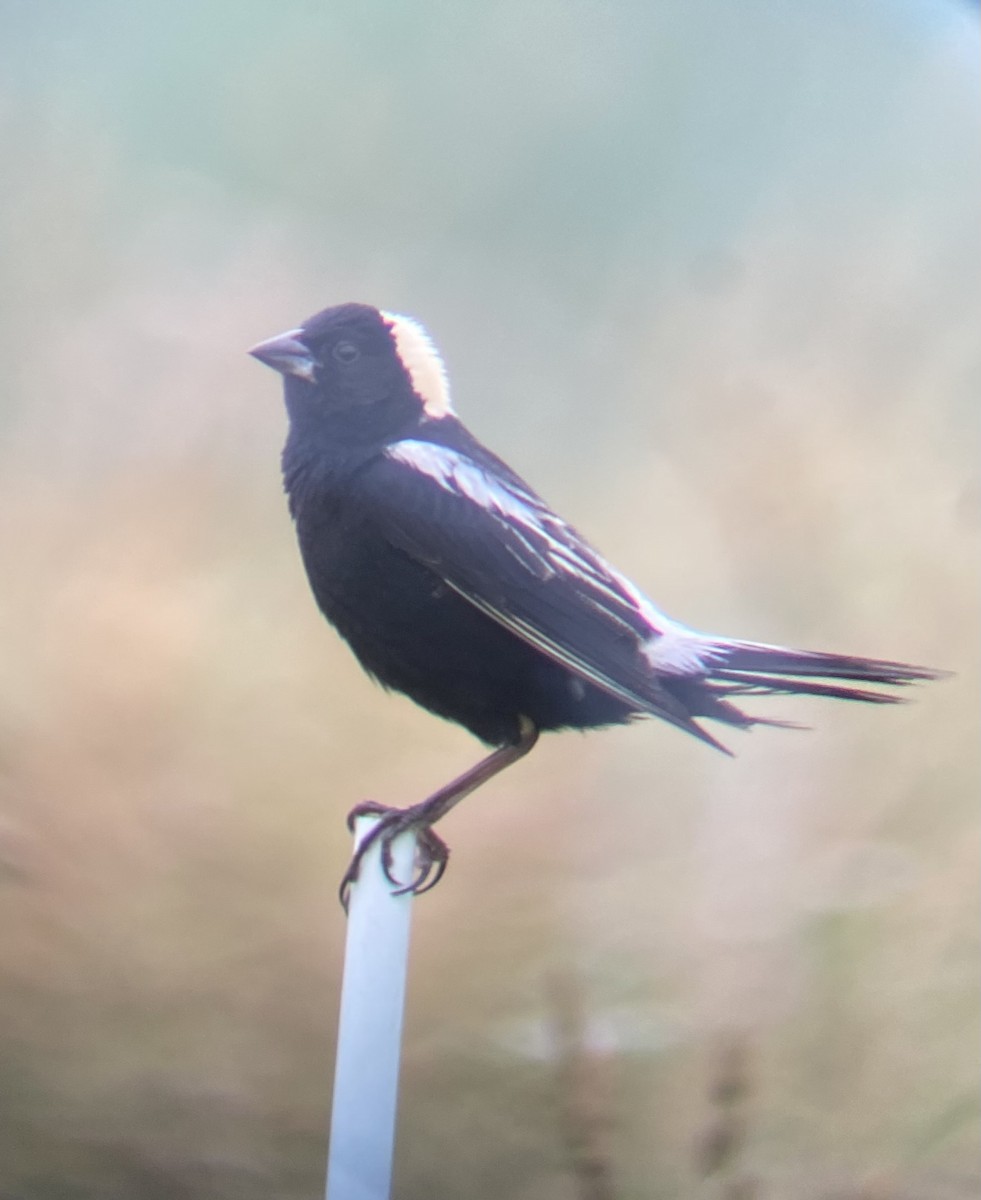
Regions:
[[332, 340, 361, 364]]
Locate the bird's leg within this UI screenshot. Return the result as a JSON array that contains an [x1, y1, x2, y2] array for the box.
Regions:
[[339, 716, 539, 909]]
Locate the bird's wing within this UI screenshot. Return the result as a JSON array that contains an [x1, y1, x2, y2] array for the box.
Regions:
[[358, 438, 713, 739]]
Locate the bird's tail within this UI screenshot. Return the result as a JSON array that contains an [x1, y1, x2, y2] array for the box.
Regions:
[[659, 635, 946, 751]]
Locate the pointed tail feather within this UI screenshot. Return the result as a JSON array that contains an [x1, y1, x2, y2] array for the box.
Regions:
[[710, 672, 911, 704], [705, 638, 944, 691], [658, 636, 947, 748]]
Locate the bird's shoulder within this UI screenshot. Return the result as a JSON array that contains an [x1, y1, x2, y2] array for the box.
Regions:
[[383, 417, 538, 495], [358, 420, 570, 552]]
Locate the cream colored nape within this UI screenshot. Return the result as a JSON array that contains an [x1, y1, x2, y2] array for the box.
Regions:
[[381, 310, 453, 419]]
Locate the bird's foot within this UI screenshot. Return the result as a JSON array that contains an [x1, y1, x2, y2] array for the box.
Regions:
[[339, 800, 450, 911]]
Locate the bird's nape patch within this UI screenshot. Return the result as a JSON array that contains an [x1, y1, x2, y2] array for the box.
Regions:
[[382, 311, 453, 419]]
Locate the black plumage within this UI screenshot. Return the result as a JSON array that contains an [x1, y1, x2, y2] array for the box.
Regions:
[[250, 302, 942, 903]]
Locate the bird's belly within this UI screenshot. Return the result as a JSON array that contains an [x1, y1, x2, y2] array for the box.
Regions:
[[296, 516, 633, 744]]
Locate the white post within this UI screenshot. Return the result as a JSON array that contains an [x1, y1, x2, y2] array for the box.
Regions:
[[325, 817, 417, 1200]]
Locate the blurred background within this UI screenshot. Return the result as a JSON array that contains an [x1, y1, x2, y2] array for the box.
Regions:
[[0, 2, 977, 1197]]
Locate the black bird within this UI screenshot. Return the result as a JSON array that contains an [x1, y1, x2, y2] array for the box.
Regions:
[[250, 302, 941, 905]]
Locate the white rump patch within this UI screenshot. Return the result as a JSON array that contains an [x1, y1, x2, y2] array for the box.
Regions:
[[381, 311, 453, 419], [642, 627, 723, 676]]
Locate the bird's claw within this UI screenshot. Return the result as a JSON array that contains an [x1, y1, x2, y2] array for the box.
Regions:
[[339, 802, 450, 911], [345, 799, 394, 833]]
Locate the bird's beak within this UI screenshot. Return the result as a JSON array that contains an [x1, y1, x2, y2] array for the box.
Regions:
[[248, 329, 317, 382]]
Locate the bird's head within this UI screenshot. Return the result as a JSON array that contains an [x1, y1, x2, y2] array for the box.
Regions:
[[249, 303, 453, 445]]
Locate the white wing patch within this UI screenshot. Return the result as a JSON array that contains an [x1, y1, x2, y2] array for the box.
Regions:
[[381, 311, 453, 419], [387, 439, 546, 528], [385, 439, 721, 676]]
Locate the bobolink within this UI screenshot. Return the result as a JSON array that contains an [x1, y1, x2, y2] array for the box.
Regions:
[[250, 302, 941, 905]]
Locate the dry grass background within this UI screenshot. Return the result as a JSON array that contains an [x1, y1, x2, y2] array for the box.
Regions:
[[0, 3, 977, 1197]]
